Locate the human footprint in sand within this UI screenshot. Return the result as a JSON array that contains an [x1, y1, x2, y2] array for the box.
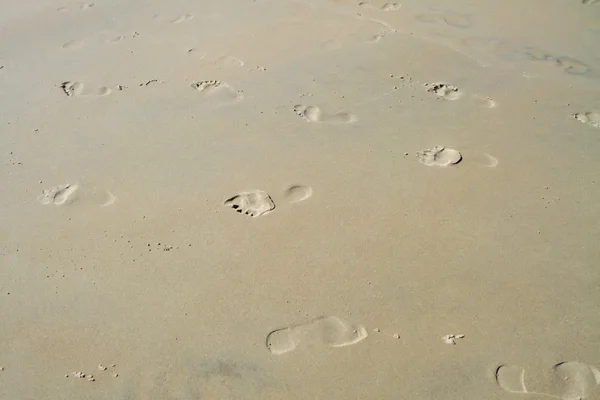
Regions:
[[495, 362, 600, 400]]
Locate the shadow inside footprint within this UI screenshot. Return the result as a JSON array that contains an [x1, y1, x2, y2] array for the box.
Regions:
[[293, 105, 357, 123], [417, 146, 462, 167], [266, 316, 368, 355], [426, 83, 463, 100], [224, 190, 275, 217]]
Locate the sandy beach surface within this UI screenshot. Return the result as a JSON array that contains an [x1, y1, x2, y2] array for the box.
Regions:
[[1, 0, 600, 398]]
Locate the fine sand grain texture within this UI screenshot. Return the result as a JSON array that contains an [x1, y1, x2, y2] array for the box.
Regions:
[[1, 0, 600, 399]]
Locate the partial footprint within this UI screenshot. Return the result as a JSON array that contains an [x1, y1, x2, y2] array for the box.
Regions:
[[572, 112, 600, 128], [496, 362, 600, 400], [62, 39, 85, 50], [191, 80, 243, 105], [417, 146, 462, 167], [293, 105, 357, 123], [416, 12, 472, 28], [224, 190, 275, 217], [472, 94, 497, 108], [381, 2, 401, 10], [172, 14, 193, 24], [266, 316, 368, 355], [283, 185, 313, 204], [426, 83, 463, 100], [61, 81, 111, 97], [358, 1, 401, 10], [38, 184, 79, 205], [554, 56, 592, 76]]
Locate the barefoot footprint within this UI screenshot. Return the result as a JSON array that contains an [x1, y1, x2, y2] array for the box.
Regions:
[[266, 316, 368, 355], [293, 105, 357, 124], [38, 184, 79, 205], [417, 146, 462, 167], [224, 190, 275, 217], [496, 362, 600, 400], [426, 83, 463, 100], [283, 185, 313, 203]]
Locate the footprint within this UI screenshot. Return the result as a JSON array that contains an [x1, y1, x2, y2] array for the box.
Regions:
[[62, 39, 85, 50], [495, 362, 600, 400], [187, 48, 206, 59], [381, 2, 401, 10], [553, 56, 591, 76], [191, 80, 244, 105], [172, 14, 193, 24], [38, 184, 79, 205], [358, 1, 401, 10], [61, 81, 111, 97], [417, 146, 462, 167], [293, 105, 357, 123], [472, 94, 497, 108], [283, 185, 313, 203], [213, 55, 245, 68], [416, 12, 472, 28], [572, 111, 600, 128], [266, 316, 368, 355], [223, 190, 275, 217], [426, 83, 463, 100]]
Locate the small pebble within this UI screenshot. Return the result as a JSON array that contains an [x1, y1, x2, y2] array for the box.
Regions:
[[393, 333, 400, 339], [374, 328, 381, 332], [111, 364, 116, 367], [88, 377, 95, 382], [98, 364, 107, 371], [113, 373, 119, 378]]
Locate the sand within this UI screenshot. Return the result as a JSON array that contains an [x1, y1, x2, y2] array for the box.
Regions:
[[1, 0, 599, 398]]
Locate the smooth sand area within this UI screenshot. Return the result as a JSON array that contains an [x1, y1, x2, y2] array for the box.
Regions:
[[1, 0, 599, 398]]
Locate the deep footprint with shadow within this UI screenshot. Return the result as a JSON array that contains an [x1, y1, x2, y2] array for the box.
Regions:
[[572, 112, 600, 128], [293, 105, 357, 123], [417, 146, 462, 167], [266, 316, 368, 355], [224, 190, 275, 217], [283, 185, 313, 204], [191, 80, 243, 105], [496, 362, 600, 400], [426, 83, 463, 100]]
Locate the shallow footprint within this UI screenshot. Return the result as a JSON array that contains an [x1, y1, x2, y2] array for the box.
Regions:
[[172, 14, 193, 24], [495, 362, 600, 400], [191, 80, 243, 105], [266, 316, 368, 355], [224, 190, 275, 217], [417, 146, 462, 167], [472, 94, 497, 108], [554, 362, 600, 400], [293, 105, 357, 123], [496, 365, 528, 394], [61, 81, 111, 97], [38, 184, 79, 205], [283, 185, 313, 203], [572, 111, 600, 128], [426, 83, 463, 100]]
